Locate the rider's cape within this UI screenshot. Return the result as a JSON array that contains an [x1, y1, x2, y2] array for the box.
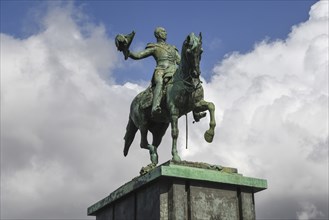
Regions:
[[139, 86, 153, 109]]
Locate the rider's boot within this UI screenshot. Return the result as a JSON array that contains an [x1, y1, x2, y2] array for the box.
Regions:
[[193, 111, 207, 122], [152, 82, 162, 116]]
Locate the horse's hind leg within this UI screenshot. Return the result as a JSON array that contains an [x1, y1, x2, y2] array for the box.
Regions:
[[194, 100, 216, 143], [139, 125, 149, 150], [150, 123, 169, 164], [139, 123, 168, 175], [139, 126, 157, 171]]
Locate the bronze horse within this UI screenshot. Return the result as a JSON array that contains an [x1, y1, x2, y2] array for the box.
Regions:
[[123, 33, 216, 172]]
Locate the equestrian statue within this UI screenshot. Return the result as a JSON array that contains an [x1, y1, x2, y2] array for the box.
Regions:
[[115, 27, 216, 174]]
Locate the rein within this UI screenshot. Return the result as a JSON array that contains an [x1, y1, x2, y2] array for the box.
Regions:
[[171, 47, 202, 93], [179, 44, 203, 150]]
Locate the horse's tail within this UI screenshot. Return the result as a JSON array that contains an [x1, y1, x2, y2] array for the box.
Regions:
[[123, 116, 138, 156]]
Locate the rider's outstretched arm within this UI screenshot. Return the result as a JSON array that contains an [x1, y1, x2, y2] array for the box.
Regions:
[[128, 48, 154, 60]]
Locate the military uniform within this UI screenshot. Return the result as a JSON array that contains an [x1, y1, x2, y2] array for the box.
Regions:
[[129, 41, 180, 115], [146, 42, 180, 80]]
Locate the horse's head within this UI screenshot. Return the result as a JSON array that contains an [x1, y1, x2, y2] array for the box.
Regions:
[[182, 32, 203, 78]]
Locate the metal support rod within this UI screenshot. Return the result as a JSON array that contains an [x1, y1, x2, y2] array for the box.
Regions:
[[186, 114, 188, 149]]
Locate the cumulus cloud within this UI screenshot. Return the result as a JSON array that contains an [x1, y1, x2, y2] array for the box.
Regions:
[[1, 1, 328, 219], [1, 3, 146, 219], [183, 0, 328, 218], [297, 202, 325, 220]]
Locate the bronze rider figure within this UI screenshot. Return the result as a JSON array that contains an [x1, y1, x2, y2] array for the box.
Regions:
[[128, 27, 181, 116]]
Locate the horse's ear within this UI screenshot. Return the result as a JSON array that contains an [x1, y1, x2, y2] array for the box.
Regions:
[[187, 35, 191, 44], [199, 32, 202, 42]]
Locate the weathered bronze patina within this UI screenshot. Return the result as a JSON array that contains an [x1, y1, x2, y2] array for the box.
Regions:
[[88, 161, 267, 218], [116, 28, 216, 174]]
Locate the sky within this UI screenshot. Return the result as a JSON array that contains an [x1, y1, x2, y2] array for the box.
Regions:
[[0, 0, 328, 219]]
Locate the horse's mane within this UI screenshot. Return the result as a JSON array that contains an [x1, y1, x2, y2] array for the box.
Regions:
[[173, 33, 199, 82]]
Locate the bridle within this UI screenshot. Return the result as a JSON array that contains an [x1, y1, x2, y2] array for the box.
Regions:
[[179, 35, 203, 92]]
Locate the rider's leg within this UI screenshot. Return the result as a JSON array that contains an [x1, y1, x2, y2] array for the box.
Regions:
[[152, 70, 164, 115]]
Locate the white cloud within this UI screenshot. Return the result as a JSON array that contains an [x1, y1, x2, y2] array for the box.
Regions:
[[297, 202, 325, 220], [1, 3, 145, 219], [183, 0, 328, 218], [1, 1, 328, 219]]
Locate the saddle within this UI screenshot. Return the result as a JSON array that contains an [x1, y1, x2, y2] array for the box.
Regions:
[[140, 77, 172, 109]]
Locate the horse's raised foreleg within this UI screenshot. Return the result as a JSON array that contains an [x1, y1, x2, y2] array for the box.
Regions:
[[194, 100, 216, 143], [170, 110, 181, 162]]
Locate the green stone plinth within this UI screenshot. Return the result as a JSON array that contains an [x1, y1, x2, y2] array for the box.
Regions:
[[88, 161, 267, 220]]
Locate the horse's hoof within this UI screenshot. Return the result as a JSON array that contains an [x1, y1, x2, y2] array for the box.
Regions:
[[204, 129, 214, 143], [172, 155, 181, 162], [140, 163, 156, 175]]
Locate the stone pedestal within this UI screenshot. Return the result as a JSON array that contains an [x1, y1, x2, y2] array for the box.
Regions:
[[88, 161, 267, 220]]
